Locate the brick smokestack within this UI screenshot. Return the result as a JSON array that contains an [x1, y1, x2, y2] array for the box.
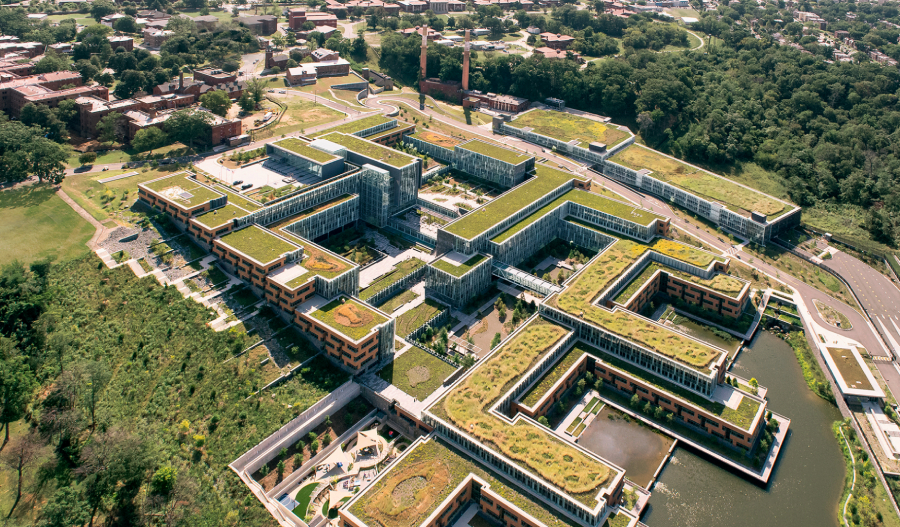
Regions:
[[420, 25, 428, 81], [179, 70, 183, 89], [462, 29, 470, 91]]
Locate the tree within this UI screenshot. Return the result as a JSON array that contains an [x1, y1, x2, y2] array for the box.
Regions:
[[1, 432, 43, 517], [238, 91, 255, 112], [245, 77, 268, 105], [78, 428, 153, 526], [90, 0, 117, 22], [151, 465, 177, 496], [79, 152, 98, 166], [0, 339, 35, 449], [33, 52, 69, 74], [96, 113, 125, 145], [131, 127, 169, 153], [490, 332, 502, 349], [199, 89, 232, 117], [39, 487, 90, 527], [113, 15, 138, 33], [80, 361, 111, 431], [163, 109, 213, 149], [19, 103, 67, 143], [537, 415, 550, 427]]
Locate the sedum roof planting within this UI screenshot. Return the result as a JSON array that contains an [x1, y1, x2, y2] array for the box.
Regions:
[[272, 137, 340, 163], [457, 139, 533, 165], [506, 110, 631, 149], [312, 114, 393, 137], [217, 224, 299, 265], [431, 254, 487, 277], [193, 202, 250, 230], [143, 173, 223, 208], [308, 296, 388, 341], [319, 132, 417, 168]]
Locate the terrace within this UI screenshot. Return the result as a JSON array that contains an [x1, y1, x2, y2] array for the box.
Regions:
[[193, 202, 251, 230], [491, 189, 664, 244], [318, 132, 417, 168], [444, 165, 582, 239], [347, 436, 582, 527], [377, 346, 457, 401], [359, 257, 427, 301], [272, 137, 340, 163], [217, 224, 300, 265], [264, 235, 351, 289], [408, 130, 462, 148], [609, 144, 791, 219], [312, 114, 393, 137], [547, 239, 725, 372], [431, 317, 619, 507], [308, 296, 389, 341], [431, 252, 487, 278], [457, 139, 532, 165], [143, 173, 223, 208], [506, 110, 630, 149]]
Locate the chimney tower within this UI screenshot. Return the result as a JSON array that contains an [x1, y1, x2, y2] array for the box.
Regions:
[[462, 29, 470, 91], [420, 26, 428, 82], [179, 70, 184, 90]]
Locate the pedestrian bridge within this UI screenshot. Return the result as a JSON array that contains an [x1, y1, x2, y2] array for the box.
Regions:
[[492, 261, 562, 296]]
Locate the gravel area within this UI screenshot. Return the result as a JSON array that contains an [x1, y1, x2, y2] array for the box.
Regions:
[[99, 227, 160, 261]]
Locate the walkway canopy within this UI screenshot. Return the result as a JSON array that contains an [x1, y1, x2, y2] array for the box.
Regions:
[[316, 445, 351, 477]]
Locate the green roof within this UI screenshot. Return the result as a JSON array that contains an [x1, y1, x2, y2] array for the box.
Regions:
[[272, 138, 340, 163], [506, 110, 631, 149], [431, 253, 487, 277], [308, 297, 388, 341], [142, 173, 223, 208], [193, 202, 250, 230], [444, 164, 581, 239], [366, 123, 414, 140], [457, 139, 532, 165], [312, 114, 393, 137], [408, 130, 462, 148], [520, 346, 583, 408], [217, 224, 299, 265], [318, 132, 417, 168], [613, 262, 746, 304], [586, 344, 761, 430], [491, 189, 664, 244], [610, 144, 791, 219], [348, 436, 581, 527], [359, 257, 427, 301]]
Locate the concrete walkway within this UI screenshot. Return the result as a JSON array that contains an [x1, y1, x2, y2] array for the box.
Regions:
[[56, 187, 110, 250]]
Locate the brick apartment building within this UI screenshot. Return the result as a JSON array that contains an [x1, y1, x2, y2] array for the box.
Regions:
[[539, 32, 575, 50], [288, 8, 339, 30], [142, 28, 175, 48], [107, 35, 134, 52], [193, 67, 237, 85], [237, 15, 278, 35]]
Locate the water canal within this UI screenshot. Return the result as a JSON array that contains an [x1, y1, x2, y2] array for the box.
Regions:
[[643, 330, 845, 527]]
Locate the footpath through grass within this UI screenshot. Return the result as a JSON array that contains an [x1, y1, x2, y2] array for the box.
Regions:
[[0, 184, 94, 266]]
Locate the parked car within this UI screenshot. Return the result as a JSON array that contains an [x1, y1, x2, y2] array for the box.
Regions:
[[241, 183, 253, 190], [232, 180, 243, 186]]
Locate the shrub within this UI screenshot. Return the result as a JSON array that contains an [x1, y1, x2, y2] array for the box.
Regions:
[[322, 434, 332, 447], [538, 416, 550, 427]]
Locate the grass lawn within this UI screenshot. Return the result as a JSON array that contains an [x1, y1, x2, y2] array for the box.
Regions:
[[0, 184, 94, 266], [293, 482, 318, 516], [46, 13, 98, 25], [395, 298, 445, 337], [432, 254, 487, 277], [813, 299, 853, 329], [507, 109, 631, 149], [61, 167, 181, 223], [378, 346, 457, 400], [66, 148, 131, 168], [378, 290, 419, 313], [175, 8, 235, 22], [266, 96, 345, 137], [359, 258, 426, 301], [310, 297, 388, 341], [219, 225, 299, 265]]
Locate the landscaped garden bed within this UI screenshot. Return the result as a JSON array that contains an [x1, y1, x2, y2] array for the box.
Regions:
[[378, 346, 458, 401]]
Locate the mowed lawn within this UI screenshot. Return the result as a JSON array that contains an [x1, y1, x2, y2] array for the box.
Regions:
[[378, 346, 457, 401], [61, 167, 179, 222], [0, 185, 94, 266]]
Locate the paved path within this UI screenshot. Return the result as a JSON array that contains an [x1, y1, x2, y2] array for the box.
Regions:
[[56, 187, 109, 250]]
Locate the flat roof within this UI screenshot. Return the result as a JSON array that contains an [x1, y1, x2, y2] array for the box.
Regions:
[[408, 130, 461, 148], [444, 164, 583, 240], [457, 139, 532, 165], [217, 224, 300, 265], [312, 114, 393, 137], [491, 189, 664, 243], [306, 296, 388, 341], [431, 252, 488, 277], [272, 137, 340, 163], [192, 202, 251, 230], [609, 144, 792, 219], [142, 173, 224, 208], [506, 109, 630, 149], [318, 132, 417, 168]]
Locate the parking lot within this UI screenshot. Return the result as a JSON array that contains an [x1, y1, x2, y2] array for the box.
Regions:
[[195, 156, 326, 193]]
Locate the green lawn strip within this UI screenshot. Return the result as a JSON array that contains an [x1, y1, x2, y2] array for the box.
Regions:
[[610, 144, 788, 218], [521, 347, 583, 407], [218, 225, 299, 265], [457, 139, 532, 165], [377, 346, 457, 400], [193, 202, 251, 230], [566, 417, 583, 434], [431, 254, 487, 278], [584, 344, 759, 429], [349, 437, 581, 527], [432, 318, 615, 506], [293, 482, 319, 515], [317, 132, 416, 168], [309, 297, 388, 341], [272, 138, 340, 163], [506, 109, 630, 149], [0, 185, 94, 266], [395, 299, 445, 337], [311, 114, 392, 137], [584, 398, 599, 414], [359, 258, 426, 301], [551, 239, 723, 371], [492, 189, 663, 244], [614, 262, 661, 304], [444, 164, 580, 239], [379, 291, 419, 315]]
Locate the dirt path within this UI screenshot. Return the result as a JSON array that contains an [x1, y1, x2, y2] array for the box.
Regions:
[[56, 187, 108, 250]]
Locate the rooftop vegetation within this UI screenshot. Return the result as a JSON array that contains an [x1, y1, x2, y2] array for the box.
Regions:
[[360, 258, 427, 301], [410, 130, 461, 148], [377, 346, 457, 401], [585, 344, 761, 429], [506, 110, 631, 149], [273, 138, 340, 163], [367, 123, 414, 140], [492, 189, 664, 244], [308, 297, 388, 341], [614, 263, 745, 305], [143, 173, 223, 208], [549, 239, 723, 371], [458, 139, 532, 165], [431, 254, 488, 278], [432, 318, 615, 505], [194, 172, 263, 211], [520, 347, 583, 408], [610, 144, 789, 219], [281, 239, 351, 288], [395, 298, 446, 337], [319, 132, 417, 168], [444, 165, 579, 239], [313, 114, 393, 137], [193, 202, 250, 230], [218, 224, 299, 264], [349, 437, 581, 527], [824, 347, 875, 391]]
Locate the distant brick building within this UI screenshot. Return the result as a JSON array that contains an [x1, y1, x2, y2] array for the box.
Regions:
[[237, 15, 277, 35], [107, 36, 134, 52], [538, 32, 575, 50], [142, 28, 175, 48], [193, 67, 237, 86]]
